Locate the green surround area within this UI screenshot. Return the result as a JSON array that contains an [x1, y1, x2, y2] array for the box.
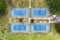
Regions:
[[0, 0, 60, 40], [0, 0, 7, 17]]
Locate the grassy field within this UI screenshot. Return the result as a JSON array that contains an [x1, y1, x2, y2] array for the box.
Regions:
[[0, 0, 60, 40], [31, 0, 47, 8], [11, 0, 29, 8], [0, 22, 60, 40]]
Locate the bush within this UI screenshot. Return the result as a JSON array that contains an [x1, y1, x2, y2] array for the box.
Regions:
[[54, 22, 60, 33]]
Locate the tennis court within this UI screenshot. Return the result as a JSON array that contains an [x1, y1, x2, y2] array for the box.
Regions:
[[10, 8, 29, 18], [31, 23, 50, 33], [31, 8, 50, 17], [10, 23, 30, 33]]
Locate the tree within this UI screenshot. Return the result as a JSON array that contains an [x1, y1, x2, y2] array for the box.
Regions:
[[46, 0, 60, 12], [30, 19, 34, 23], [55, 0, 60, 12], [0, 0, 7, 16], [46, 0, 56, 14]]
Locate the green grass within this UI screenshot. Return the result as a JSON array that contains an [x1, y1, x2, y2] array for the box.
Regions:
[[11, 0, 29, 8], [0, 16, 60, 40], [0, 0, 60, 40], [31, 0, 47, 8]]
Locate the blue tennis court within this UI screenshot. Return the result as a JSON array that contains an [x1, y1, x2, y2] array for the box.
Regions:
[[32, 8, 50, 17], [10, 8, 29, 18], [31, 23, 50, 33], [10, 23, 30, 33]]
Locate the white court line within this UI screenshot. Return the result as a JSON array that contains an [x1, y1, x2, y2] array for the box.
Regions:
[[29, 18, 31, 23], [29, 0, 31, 8]]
